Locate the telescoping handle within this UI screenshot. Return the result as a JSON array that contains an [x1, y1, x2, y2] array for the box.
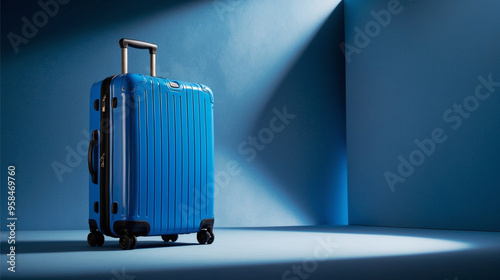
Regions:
[[119, 38, 158, 77]]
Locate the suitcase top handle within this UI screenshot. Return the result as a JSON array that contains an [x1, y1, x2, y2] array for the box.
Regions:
[[119, 38, 158, 77]]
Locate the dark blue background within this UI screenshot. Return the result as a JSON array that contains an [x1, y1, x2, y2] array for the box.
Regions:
[[1, 0, 346, 230], [346, 0, 500, 231]]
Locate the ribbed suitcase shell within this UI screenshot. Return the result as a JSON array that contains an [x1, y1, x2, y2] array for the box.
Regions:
[[89, 73, 214, 239]]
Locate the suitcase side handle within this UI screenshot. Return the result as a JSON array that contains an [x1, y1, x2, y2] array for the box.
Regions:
[[119, 38, 157, 77], [88, 130, 98, 184]]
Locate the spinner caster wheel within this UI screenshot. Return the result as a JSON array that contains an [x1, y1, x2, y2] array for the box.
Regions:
[[87, 232, 97, 247], [161, 234, 179, 242], [207, 233, 215, 244], [197, 229, 211, 244], [169, 234, 178, 242], [119, 234, 137, 250], [130, 235, 137, 250], [96, 231, 105, 246]]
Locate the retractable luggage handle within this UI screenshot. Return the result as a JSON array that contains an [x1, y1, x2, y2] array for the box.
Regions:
[[88, 130, 98, 184], [119, 38, 158, 77]]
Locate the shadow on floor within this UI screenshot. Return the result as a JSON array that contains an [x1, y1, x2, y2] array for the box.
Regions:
[[3, 227, 500, 280], [0, 240, 199, 254]]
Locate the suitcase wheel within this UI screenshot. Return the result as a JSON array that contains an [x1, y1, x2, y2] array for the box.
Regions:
[[197, 229, 214, 245], [207, 233, 215, 245], [119, 234, 137, 250], [96, 232, 105, 246], [161, 234, 179, 242], [87, 231, 105, 247], [87, 233, 97, 247]]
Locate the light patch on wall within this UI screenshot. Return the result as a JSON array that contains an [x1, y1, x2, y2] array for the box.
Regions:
[[213, 152, 313, 226], [215, 0, 342, 123], [129, 0, 342, 122]]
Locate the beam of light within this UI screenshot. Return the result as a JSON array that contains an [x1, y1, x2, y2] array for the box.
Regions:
[[209, 0, 343, 125], [3, 228, 473, 280], [124, 0, 343, 126], [200, 229, 472, 264], [212, 151, 313, 226]]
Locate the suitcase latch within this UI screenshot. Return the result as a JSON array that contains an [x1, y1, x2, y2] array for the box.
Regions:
[[102, 96, 106, 112], [100, 153, 106, 168], [169, 81, 179, 88]]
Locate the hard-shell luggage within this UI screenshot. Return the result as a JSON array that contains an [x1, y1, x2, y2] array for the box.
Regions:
[[87, 38, 215, 250]]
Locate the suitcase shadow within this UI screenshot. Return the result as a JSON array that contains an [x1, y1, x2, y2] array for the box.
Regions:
[[0, 240, 199, 253], [134, 241, 200, 250]]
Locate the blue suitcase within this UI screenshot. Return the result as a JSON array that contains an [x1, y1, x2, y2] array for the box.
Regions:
[[87, 39, 215, 250]]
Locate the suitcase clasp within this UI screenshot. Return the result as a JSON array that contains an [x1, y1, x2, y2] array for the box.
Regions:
[[100, 153, 106, 168]]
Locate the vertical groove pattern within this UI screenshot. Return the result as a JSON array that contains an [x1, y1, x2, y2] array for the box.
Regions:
[[145, 90, 149, 218], [137, 95, 141, 217], [203, 98, 207, 215], [135, 81, 212, 235], [158, 83, 163, 233], [152, 81, 156, 231]]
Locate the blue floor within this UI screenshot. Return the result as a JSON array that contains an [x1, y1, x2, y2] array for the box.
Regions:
[[1, 226, 499, 280]]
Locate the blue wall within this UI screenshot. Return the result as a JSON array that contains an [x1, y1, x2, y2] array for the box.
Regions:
[[346, 0, 500, 230], [1, 0, 346, 230]]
